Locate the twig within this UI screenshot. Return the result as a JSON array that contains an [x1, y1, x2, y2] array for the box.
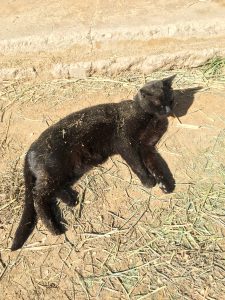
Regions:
[[75, 269, 91, 300]]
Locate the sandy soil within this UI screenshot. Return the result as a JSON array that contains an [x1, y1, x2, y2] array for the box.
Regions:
[[1, 0, 225, 79], [2, 0, 225, 41]]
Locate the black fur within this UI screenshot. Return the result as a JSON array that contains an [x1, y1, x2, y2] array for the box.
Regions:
[[11, 75, 176, 251]]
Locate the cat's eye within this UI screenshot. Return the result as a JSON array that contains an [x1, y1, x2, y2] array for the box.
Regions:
[[141, 88, 153, 99], [140, 90, 146, 98]]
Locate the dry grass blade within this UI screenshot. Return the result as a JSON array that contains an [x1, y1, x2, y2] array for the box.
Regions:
[[75, 269, 91, 300]]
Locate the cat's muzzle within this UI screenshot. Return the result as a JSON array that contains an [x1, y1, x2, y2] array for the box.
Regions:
[[158, 105, 171, 117]]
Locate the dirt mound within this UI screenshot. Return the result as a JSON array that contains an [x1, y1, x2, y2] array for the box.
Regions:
[[1, 0, 225, 79]]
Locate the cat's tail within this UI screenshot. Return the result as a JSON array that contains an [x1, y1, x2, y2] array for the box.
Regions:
[[11, 157, 37, 251]]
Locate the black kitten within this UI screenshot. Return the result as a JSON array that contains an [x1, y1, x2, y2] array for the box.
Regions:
[[11, 75, 176, 251]]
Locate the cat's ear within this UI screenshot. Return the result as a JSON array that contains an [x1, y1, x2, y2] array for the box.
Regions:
[[138, 88, 146, 99], [162, 74, 176, 87]]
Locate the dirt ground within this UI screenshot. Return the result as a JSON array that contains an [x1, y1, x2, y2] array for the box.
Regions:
[[1, 1, 225, 299], [0, 68, 225, 299]]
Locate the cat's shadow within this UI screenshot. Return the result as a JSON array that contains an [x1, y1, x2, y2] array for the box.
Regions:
[[149, 86, 202, 193], [173, 87, 202, 118]]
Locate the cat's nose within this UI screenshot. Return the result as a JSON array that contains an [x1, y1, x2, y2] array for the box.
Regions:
[[165, 106, 171, 114]]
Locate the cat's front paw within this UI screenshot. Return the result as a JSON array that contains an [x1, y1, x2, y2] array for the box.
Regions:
[[141, 175, 156, 188], [158, 177, 175, 194], [52, 223, 67, 235]]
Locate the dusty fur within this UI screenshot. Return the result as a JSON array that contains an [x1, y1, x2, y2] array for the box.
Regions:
[[11, 75, 176, 251]]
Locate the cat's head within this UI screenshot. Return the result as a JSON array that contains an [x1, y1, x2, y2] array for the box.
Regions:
[[135, 75, 176, 117]]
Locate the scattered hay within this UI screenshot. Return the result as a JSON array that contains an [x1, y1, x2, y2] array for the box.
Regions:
[[0, 66, 225, 299]]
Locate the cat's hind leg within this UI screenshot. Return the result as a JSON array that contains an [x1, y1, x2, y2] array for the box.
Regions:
[[57, 186, 79, 207], [34, 172, 66, 235]]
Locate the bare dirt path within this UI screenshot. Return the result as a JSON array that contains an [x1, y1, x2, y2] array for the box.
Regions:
[[1, 0, 225, 79]]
